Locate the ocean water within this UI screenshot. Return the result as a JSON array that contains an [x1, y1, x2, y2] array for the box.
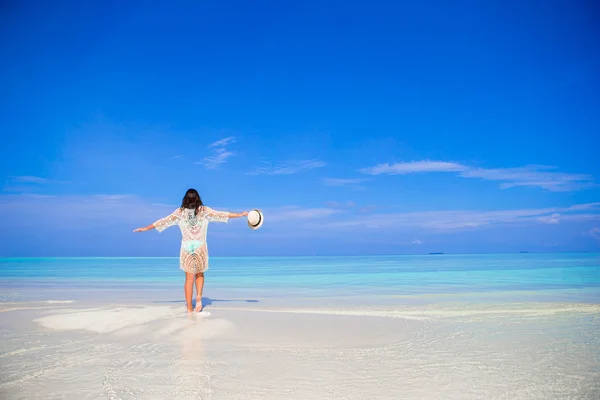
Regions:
[[1, 253, 599, 304]]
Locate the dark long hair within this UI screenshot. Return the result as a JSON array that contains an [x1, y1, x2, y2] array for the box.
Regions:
[[180, 188, 203, 215]]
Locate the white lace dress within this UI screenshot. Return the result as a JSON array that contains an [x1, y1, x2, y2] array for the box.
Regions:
[[152, 206, 229, 273]]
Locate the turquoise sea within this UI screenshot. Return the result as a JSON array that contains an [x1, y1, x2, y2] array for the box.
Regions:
[[2, 253, 599, 304]]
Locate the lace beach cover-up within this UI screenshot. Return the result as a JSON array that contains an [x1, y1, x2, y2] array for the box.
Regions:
[[152, 206, 229, 273]]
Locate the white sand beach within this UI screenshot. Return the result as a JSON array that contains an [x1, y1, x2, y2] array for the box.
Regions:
[[1, 298, 599, 399]]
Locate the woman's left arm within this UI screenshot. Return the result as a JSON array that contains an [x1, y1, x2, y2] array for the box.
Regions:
[[227, 211, 249, 218], [205, 206, 247, 223]]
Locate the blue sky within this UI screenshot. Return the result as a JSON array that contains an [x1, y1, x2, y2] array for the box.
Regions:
[[1, 0, 599, 256]]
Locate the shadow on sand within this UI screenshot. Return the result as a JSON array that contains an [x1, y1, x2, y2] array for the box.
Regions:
[[154, 297, 259, 308]]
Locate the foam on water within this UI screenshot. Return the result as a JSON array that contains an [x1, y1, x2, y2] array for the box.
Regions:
[[212, 301, 600, 321]]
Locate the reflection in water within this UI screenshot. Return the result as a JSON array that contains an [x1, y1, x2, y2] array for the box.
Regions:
[[173, 312, 219, 398], [153, 297, 259, 307], [179, 313, 206, 395]]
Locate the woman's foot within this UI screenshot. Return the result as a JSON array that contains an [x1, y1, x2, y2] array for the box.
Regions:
[[194, 297, 203, 312]]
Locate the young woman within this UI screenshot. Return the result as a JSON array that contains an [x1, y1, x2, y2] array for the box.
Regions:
[[134, 189, 248, 312]]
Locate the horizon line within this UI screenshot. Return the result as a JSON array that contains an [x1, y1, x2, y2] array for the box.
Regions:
[[1, 251, 599, 260]]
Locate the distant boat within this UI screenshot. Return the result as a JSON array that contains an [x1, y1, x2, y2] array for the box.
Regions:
[[429, 252, 444, 255]]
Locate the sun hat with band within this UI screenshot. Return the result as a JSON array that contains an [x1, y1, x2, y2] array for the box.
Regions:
[[247, 209, 264, 230]]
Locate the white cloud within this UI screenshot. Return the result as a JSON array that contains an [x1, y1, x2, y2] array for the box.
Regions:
[[10, 176, 69, 184], [359, 205, 378, 213], [359, 160, 595, 192], [460, 165, 595, 192], [197, 137, 236, 169], [151, 202, 177, 208], [538, 213, 560, 224], [314, 202, 600, 232], [360, 161, 466, 175], [323, 178, 369, 188], [12, 176, 51, 183], [589, 227, 600, 241], [324, 201, 357, 210], [208, 136, 236, 148], [399, 238, 423, 246], [265, 206, 341, 222], [199, 148, 235, 169], [19, 193, 57, 198], [0, 193, 175, 228], [89, 194, 133, 202], [248, 159, 326, 175]]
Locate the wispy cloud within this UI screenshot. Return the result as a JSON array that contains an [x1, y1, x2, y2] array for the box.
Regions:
[[314, 202, 600, 232], [360, 161, 465, 175], [266, 205, 341, 222], [323, 178, 369, 189], [325, 201, 356, 209], [248, 159, 326, 175], [19, 193, 57, 198], [200, 148, 235, 169], [538, 213, 560, 224], [460, 165, 595, 191], [589, 228, 600, 241], [10, 176, 69, 184], [88, 194, 133, 202], [197, 136, 236, 169], [0, 193, 174, 228], [208, 136, 236, 148], [359, 205, 378, 213], [359, 161, 595, 192], [399, 238, 423, 246], [259, 202, 600, 236]]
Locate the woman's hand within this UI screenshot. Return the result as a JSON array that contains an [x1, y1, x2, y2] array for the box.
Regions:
[[228, 211, 249, 218], [133, 224, 154, 232]]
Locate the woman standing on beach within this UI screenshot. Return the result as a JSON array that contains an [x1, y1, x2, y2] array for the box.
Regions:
[[133, 189, 248, 312]]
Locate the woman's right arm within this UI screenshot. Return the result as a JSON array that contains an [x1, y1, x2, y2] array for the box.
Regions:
[[134, 209, 180, 233], [133, 224, 155, 232]]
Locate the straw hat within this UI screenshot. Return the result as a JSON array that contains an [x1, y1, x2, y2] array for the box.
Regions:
[[247, 209, 264, 230]]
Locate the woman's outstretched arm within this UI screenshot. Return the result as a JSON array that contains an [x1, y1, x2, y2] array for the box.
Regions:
[[133, 223, 156, 232], [227, 211, 249, 218], [134, 209, 181, 233], [204, 206, 247, 223]]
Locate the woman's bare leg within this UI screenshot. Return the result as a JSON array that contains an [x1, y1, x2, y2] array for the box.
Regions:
[[194, 272, 204, 312], [184, 272, 195, 312]]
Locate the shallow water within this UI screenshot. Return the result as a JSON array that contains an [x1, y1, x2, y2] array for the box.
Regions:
[[1, 302, 599, 399], [1, 254, 599, 399]]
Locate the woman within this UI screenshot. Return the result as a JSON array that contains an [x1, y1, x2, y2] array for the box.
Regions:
[[134, 189, 248, 312]]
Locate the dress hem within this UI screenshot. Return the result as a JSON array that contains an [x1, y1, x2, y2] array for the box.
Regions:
[[180, 266, 208, 274]]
